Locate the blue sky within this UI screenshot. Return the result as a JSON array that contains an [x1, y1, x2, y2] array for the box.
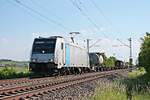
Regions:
[[0, 0, 149, 63]]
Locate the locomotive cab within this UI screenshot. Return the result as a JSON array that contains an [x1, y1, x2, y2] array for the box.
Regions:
[[29, 36, 65, 74]]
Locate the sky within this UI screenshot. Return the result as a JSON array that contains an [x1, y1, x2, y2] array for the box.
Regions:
[[0, 0, 149, 63]]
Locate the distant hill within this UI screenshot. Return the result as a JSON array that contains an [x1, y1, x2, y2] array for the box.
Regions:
[[0, 59, 29, 67], [0, 59, 12, 61]]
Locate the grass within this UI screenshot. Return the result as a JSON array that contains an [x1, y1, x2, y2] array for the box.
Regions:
[[0, 60, 28, 67], [128, 67, 146, 78], [91, 81, 127, 100], [12, 66, 29, 73], [0, 66, 30, 79], [90, 67, 150, 100], [0, 66, 29, 73], [132, 94, 150, 100], [91, 81, 150, 100]]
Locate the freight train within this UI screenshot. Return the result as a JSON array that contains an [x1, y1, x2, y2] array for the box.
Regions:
[[29, 36, 126, 76], [115, 60, 127, 69]]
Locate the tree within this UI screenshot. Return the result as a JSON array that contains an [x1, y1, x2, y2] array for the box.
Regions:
[[138, 32, 150, 73], [104, 56, 117, 68]]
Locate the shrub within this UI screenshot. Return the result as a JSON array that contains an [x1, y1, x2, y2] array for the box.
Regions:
[[0, 67, 30, 79]]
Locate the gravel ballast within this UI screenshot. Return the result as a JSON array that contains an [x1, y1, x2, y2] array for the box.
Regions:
[[30, 70, 128, 100]]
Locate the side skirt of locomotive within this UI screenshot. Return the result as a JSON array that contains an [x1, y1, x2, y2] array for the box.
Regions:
[[29, 63, 92, 77], [29, 63, 125, 78]]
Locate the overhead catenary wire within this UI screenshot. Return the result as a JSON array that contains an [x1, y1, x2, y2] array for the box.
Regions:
[[69, 0, 123, 51], [89, 39, 101, 48], [117, 38, 129, 48], [13, 0, 69, 31], [89, 0, 122, 39], [90, 0, 113, 27], [70, 0, 135, 61], [88, 0, 131, 50], [30, 0, 63, 21], [69, 0, 109, 38], [7, 0, 52, 26], [77, 0, 103, 28], [69, 0, 98, 30]]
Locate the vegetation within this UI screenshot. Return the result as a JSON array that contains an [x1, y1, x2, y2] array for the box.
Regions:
[[0, 60, 28, 67], [138, 32, 150, 73], [0, 60, 30, 79], [128, 67, 146, 78], [125, 69, 150, 100], [0, 66, 29, 79], [124, 32, 150, 100], [91, 68, 150, 100], [103, 56, 116, 68], [91, 81, 127, 100], [92, 33, 150, 100]]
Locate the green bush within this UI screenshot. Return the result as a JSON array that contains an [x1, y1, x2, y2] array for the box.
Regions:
[[0, 67, 30, 79], [138, 32, 150, 73], [104, 56, 116, 68]]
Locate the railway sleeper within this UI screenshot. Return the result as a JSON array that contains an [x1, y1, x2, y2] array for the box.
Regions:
[[0, 94, 5, 98], [1, 92, 10, 96]]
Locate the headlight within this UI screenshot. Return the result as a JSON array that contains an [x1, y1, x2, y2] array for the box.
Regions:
[[49, 59, 54, 62], [29, 67, 32, 71], [31, 59, 37, 62]]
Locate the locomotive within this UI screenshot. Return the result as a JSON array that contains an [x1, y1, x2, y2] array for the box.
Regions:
[[29, 36, 90, 75]]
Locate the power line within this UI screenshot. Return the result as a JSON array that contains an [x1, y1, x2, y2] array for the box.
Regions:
[[69, 0, 108, 38], [90, 0, 113, 27], [89, 0, 122, 38], [30, 0, 63, 21], [77, 0, 110, 38], [89, 39, 101, 48], [117, 38, 129, 48], [69, 0, 98, 30], [7, 0, 51, 25], [13, 0, 69, 31], [78, 0, 127, 49], [77, 0, 103, 29]]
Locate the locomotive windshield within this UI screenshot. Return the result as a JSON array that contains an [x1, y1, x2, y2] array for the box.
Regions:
[[32, 39, 56, 54]]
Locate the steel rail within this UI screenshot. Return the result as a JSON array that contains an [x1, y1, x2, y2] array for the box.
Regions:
[[0, 69, 127, 100]]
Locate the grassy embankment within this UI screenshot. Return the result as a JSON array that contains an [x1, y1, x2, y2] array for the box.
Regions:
[[90, 67, 150, 100]]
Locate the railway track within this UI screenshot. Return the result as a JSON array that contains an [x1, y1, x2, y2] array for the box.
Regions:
[[0, 69, 127, 100], [0, 76, 68, 88], [0, 78, 28, 86]]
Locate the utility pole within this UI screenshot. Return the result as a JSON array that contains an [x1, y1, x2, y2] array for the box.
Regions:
[[116, 38, 133, 68], [87, 39, 91, 54], [87, 39, 90, 67], [128, 38, 132, 68]]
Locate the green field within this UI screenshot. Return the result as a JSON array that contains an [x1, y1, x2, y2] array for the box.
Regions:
[[0, 60, 28, 67]]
